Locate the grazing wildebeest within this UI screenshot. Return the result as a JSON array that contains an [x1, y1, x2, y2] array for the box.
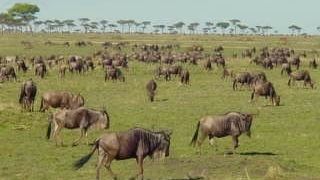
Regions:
[[168, 65, 183, 77], [190, 112, 253, 153], [232, 72, 252, 90], [251, 81, 280, 106], [59, 65, 67, 78], [19, 79, 37, 111], [47, 107, 110, 146], [40, 91, 85, 112], [180, 69, 190, 85], [155, 66, 171, 81], [221, 68, 235, 80], [35, 63, 47, 78], [288, 70, 314, 89], [289, 56, 300, 70], [281, 63, 292, 76], [309, 59, 318, 69], [146, 79, 157, 102], [16, 60, 28, 73], [105, 66, 125, 82], [73, 128, 171, 180], [0, 65, 17, 81], [203, 59, 212, 71]]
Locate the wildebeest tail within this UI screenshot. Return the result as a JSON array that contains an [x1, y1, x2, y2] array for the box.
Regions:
[[190, 121, 200, 146], [73, 139, 100, 170], [232, 79, 237, 90], [46, 114, 53, 139], [39, 97, 44, 112], [19, 85, 25, 104]]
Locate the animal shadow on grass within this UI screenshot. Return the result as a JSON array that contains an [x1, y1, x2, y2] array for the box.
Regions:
[[156, 98, 168, 102], [239, 151, 277, 156]]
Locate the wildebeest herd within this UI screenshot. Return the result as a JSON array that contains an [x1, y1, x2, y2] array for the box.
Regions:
[[0, 41, 317, 179]]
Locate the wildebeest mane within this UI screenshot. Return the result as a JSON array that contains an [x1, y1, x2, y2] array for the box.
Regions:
[[132, 127, 163, 156]]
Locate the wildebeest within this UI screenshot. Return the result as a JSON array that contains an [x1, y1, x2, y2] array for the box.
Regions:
[[105, 66, 125, 82], [0, 65, 17, 81], [222, 68, 235, 80], [40, 91, 85, 112], [73, 128, 171, 180], [180, 69, 190, 85], [59, 65, 67, 78], [288, 70, 314, 89], [281, 63, 292, 76], [146, 79, 157, 102], [155, 66, 171, 81], [203, 59, 212, 71], [35, 63, 47, 78], [190, 112, 253, 153], [19, 79, 37, 111], [168, 65, 183, 77], [47, 107, 110, 146], [251, 81, 280, 106], [289, 56, 300, 70], [309, 59, 318, 69], [232, 72, 252, 90], [16, 59, 28, 73]]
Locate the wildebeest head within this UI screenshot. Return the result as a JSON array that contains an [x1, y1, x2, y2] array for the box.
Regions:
[[71, 94, 85, 109], [153, 130, 172, 158], [99, 107, 110, 129]]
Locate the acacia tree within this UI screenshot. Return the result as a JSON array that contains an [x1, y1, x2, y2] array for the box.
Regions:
[[205, 22, 214, 34], [141, 21, 151, 33], [173, 21, 185, 34], [216, 22, 230, 35], [79, 18, 90, 33], [100, 20, 108, 33], [229, 19, 240, 35], [7, 3, 40, 33]]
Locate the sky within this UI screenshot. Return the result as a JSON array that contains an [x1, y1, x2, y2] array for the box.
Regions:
[[0, 0, 318, 34]]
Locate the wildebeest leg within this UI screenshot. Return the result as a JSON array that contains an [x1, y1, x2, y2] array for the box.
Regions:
[[232, 136, 239, 154], [85, 130, 89, 145], [96, 152, 106, 180], [72, 128, 84, 146], [209, 136, 218, 151], [197, 131, 207, 155], [104, 154, 116, 180], [53, 124, 63, 146], [136, 156, 144, 179]]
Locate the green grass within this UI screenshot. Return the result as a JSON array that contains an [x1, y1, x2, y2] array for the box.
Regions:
[[1, 34, 320, 179]]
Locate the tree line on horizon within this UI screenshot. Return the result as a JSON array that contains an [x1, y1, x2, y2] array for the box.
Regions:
[[0, 3, 317, 36]]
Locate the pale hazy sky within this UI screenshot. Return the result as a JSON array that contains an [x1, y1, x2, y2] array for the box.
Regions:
[[0, 0, 318, 34]]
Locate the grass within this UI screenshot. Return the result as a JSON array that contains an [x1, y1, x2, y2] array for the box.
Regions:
[[0, 34, 320, 179]]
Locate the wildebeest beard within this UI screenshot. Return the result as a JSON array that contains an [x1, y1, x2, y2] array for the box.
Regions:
[[133, 128, 170, 159]]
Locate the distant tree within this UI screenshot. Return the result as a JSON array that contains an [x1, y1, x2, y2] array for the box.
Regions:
[[188, 22, 199, 34], [141, 21, 151, 33], [79, 18, 90, 33], [262, 26, 272, 35], [100, 20, 108, 33], [63, 19, 76, 32], [153, 25, 160, 34], [173, 21, 185, 34], [0, 13, 10, 34], [108, 24, 117, 32], [256, 26, 262, 35], [317, 26, 320, 33], [134, 22, 141, 33], [7, 3, 40, 33], [117, 20, 126, 33], [126, 20, 135, 33], [248, 27, 257, 35], [229, 19, 240, 35], [158, 24, 166, 34], [237, 24, 248, 34], [216, 22, 230, 35], [288, 25, 301, 35]]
